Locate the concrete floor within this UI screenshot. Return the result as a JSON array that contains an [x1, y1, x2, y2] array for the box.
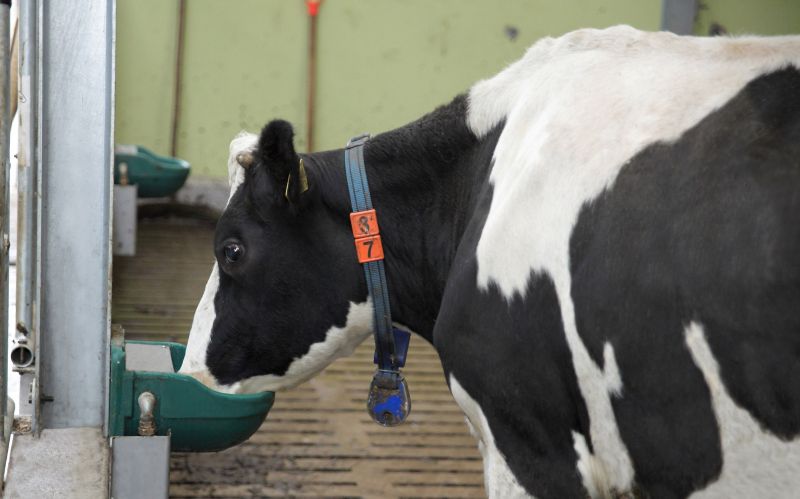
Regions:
[[112, 217, 485, 498]]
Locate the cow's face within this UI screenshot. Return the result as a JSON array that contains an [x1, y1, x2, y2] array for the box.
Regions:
[[179, 122, 372, 393]]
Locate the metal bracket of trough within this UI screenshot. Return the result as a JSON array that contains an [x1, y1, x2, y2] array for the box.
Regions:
[[113, 185, 138, 257], [125, 342, 174, 373], [111, 436, 170, 499]]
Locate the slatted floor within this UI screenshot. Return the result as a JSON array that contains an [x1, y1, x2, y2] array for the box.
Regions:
[[112, 217, 485, 498]]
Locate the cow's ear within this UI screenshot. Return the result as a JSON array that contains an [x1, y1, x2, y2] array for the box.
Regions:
[[247, 120, 311, 209]]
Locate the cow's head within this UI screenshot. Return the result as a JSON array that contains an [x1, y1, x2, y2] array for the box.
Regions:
[[179, 121, 372, 393]]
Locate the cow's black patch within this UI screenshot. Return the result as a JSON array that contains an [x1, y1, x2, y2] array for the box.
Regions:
[[312, 94, 493, 339], [429, 130, 593, 495], [570, 67, 800, 496], [437, 266, 593, 497]]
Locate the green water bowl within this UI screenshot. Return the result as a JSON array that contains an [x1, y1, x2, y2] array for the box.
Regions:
[[109, 339, 275, 452], [114, 145, 191, 198]]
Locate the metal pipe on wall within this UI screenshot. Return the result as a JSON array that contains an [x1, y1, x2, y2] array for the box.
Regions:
[[0, 0, 13, 461], [13, 0, 37, 368], [13, 0, 40, 428]]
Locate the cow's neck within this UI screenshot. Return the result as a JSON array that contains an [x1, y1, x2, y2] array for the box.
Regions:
[[310, 94, 499, 343]]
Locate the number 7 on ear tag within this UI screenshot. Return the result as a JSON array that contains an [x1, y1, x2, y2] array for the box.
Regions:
[[355, 235, 384, 263]]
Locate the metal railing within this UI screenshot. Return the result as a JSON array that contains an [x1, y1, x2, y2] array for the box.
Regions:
[[0, 0, 13, 474], [12, 0, 40, 431]]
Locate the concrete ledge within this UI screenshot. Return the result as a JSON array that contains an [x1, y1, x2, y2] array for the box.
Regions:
[[4, 427, 109, 498], [172, 177, 229, 214], [135, 177, 228, 222]]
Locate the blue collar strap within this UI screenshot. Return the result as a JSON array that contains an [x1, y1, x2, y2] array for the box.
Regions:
[[344, 133, 411, 426]]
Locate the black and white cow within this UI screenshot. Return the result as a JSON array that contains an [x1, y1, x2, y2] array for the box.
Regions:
[[180, 26, 800, 498]]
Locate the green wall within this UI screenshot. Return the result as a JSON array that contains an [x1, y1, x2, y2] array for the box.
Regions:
[[695, 0, 800, 36], [115, 0, 799, 179], [116, 0, 179, 158]]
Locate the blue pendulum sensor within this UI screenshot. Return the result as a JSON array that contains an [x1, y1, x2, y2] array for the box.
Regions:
[[367, 328, 412, 426]]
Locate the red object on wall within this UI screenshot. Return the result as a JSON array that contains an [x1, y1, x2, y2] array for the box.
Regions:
[[306, 0, 322, 17]]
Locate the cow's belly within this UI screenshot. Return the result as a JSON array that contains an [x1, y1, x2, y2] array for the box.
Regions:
[[448, 375, 532, 499], [439, 282, 800, 499], [435, 248, 607, 497]]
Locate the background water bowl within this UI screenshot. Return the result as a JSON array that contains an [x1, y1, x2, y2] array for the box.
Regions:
[[114, 145, 191, 198]]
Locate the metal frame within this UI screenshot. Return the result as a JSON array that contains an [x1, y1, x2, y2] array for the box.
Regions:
[[12, 0, 42, 427], [4, 0, 117, 495], [12, 0, 116, 432], [3, 2, 173, 496], [36, 0, 115, 430], [0, 0, 13, 475]]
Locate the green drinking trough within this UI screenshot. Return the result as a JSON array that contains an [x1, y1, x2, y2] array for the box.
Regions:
[[108, 330, 275, 452]]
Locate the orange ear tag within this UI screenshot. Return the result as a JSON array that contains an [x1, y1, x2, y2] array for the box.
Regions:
[[354, 235, 384, 263], [350, 209, 380, 238], [350, 209, 384, 263]]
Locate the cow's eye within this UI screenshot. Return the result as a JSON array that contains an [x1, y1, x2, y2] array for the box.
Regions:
[[224, 242, 244, 263]]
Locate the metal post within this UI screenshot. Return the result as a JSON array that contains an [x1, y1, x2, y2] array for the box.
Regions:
[[661, 0, 698, 35], [0, 0, 13, 466], [38, 0, 114, 430], [12, 0, 41, 429], [3, 1, 115, 494]]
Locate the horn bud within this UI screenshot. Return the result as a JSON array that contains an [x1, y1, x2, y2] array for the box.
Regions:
[[236, 152, 254, 168]]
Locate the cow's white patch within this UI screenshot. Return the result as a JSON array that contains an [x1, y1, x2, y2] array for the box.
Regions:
[[179, 132, 257, 379], [684, 322, 800, 498], [226, 131, 257, 200], [602, 342, 623, 398], [180, 263, 221, 374], [573, 431, 611, 499], [449, 375, 532, 499], [468, 26, 800, 491]]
